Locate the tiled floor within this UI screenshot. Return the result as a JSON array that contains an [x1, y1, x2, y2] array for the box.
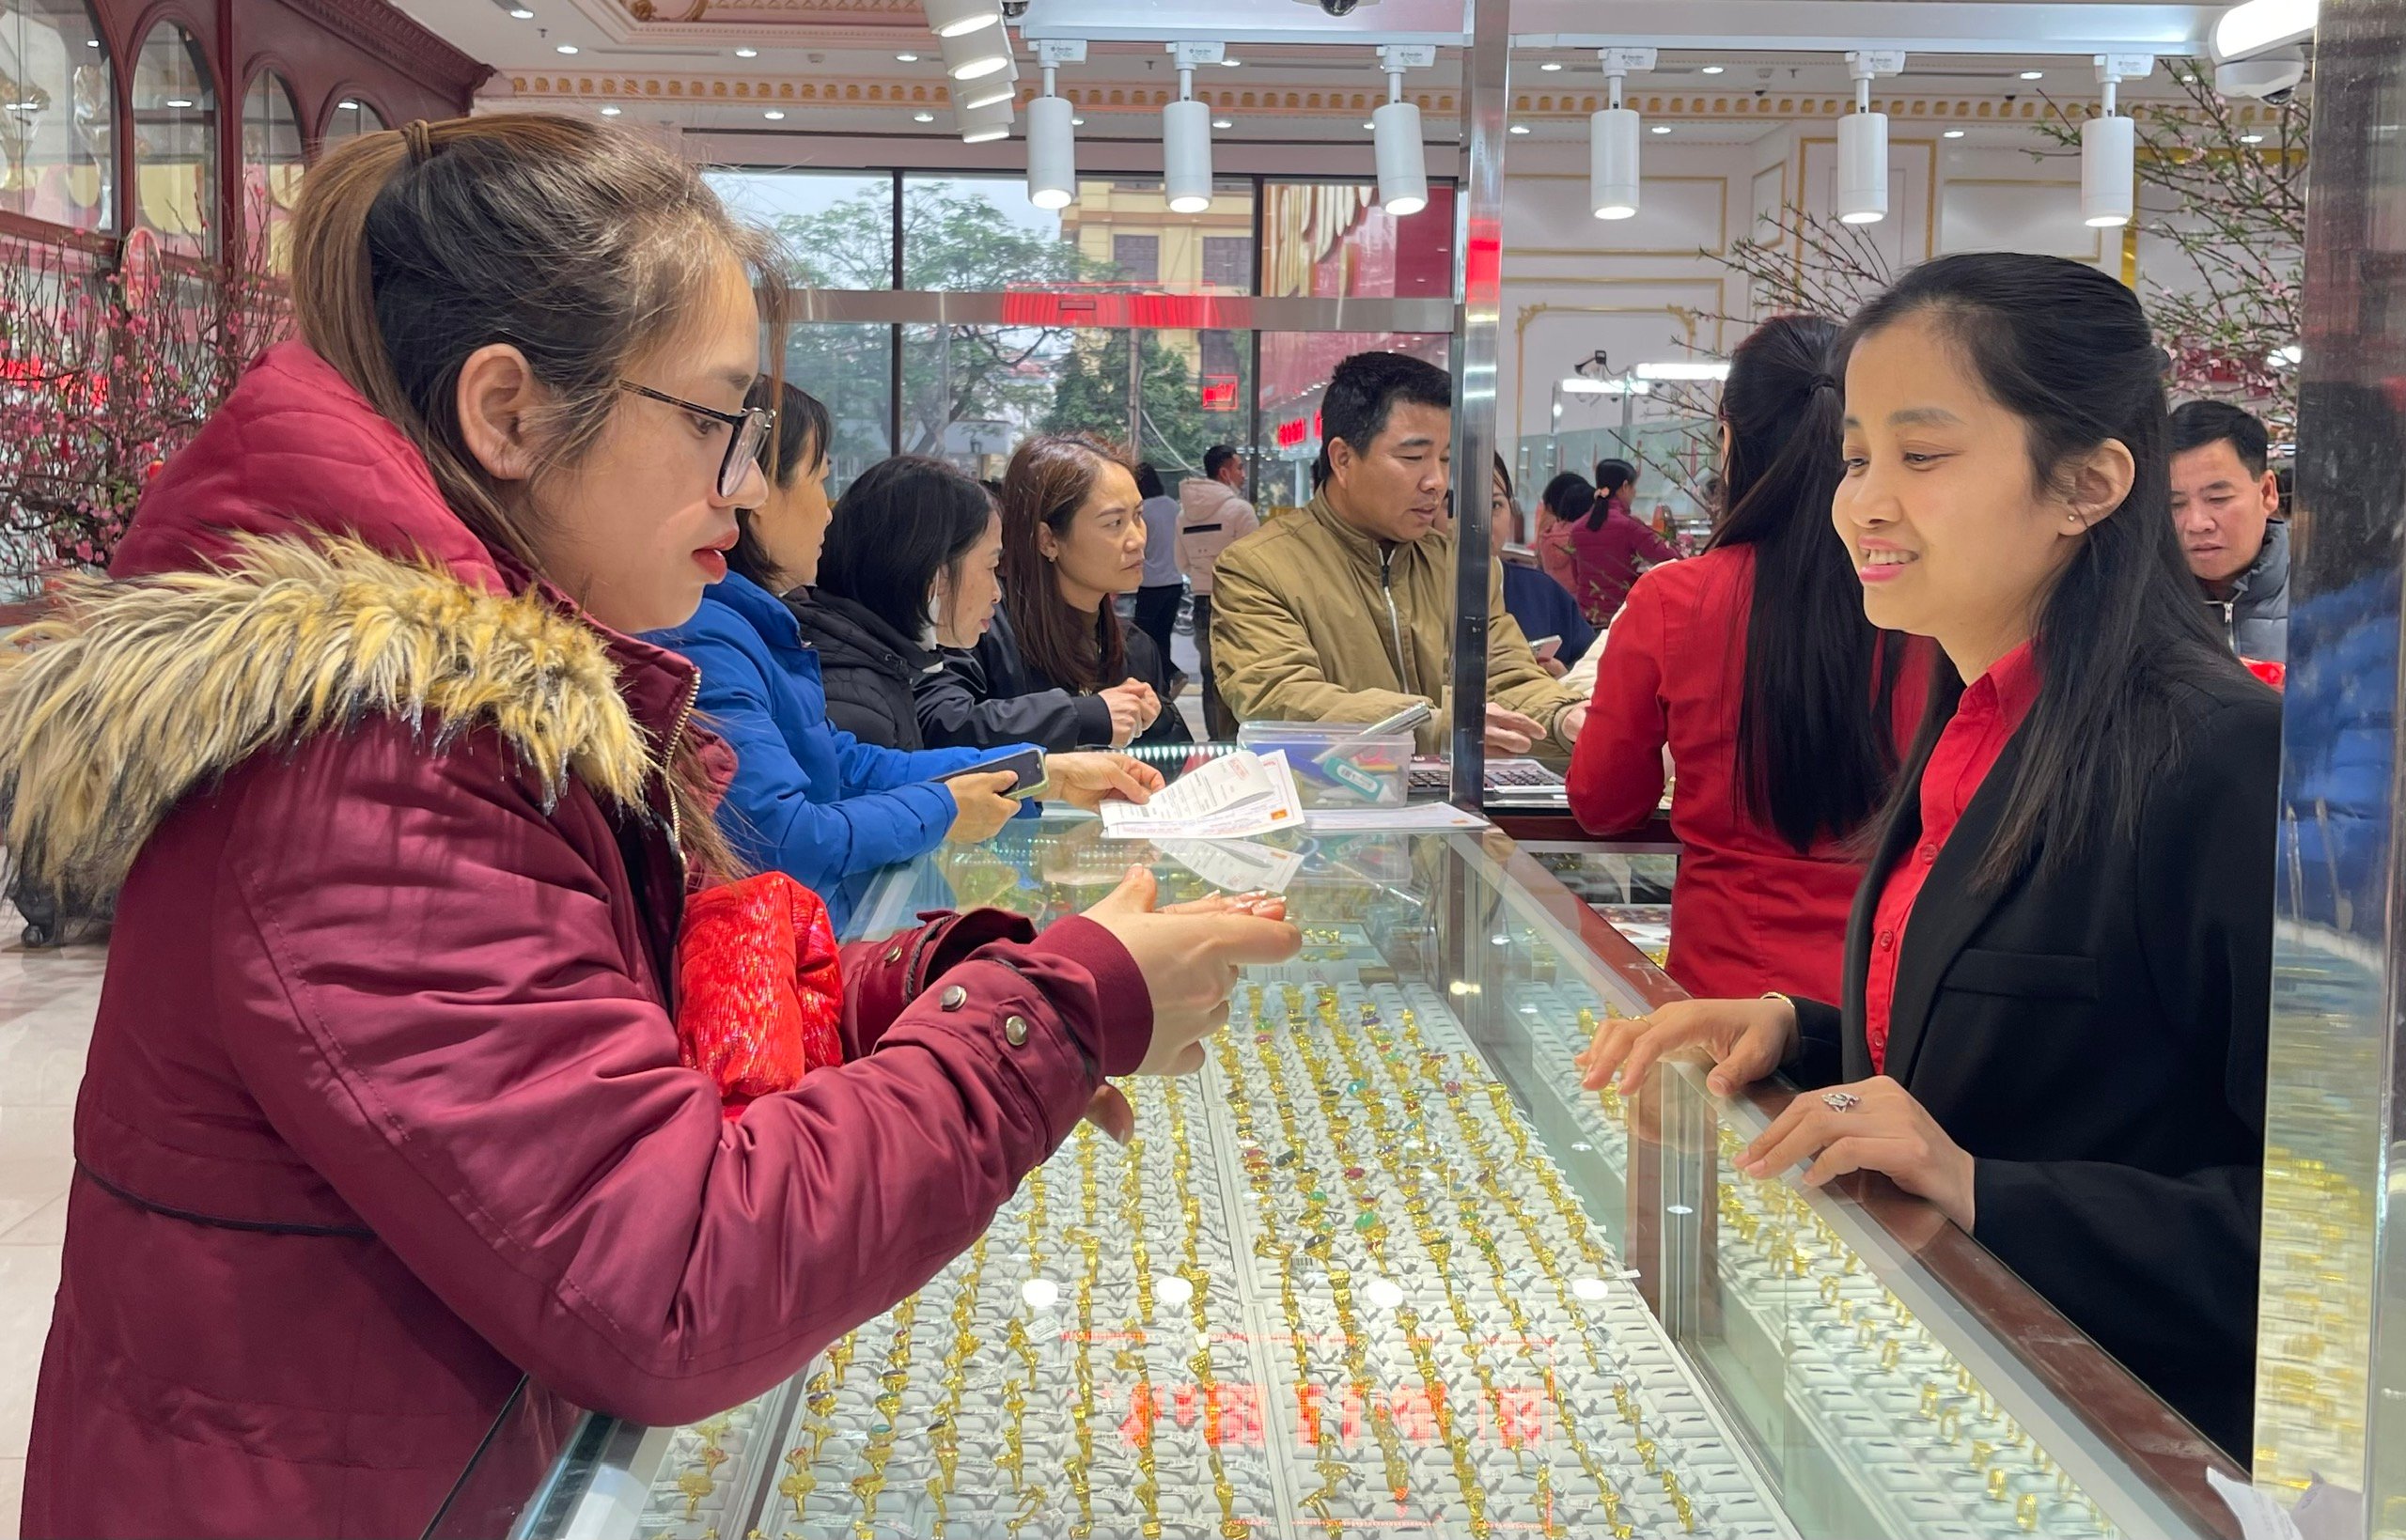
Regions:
[[0, 935, 102, 1540]]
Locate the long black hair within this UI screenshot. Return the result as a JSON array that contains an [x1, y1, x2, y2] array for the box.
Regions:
[[816, 455, 993, 644], [1586, 459, 1636, 530], [1540, 471, 1595, 525], [1706, 314, 1906, 851], [1841, 252, 2257, 888]]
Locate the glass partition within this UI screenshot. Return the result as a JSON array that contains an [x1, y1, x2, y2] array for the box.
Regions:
[[240, 71, 302, 272], [442, 817, 2242, 1540], [709, 168, 896, 289], [0, 0, 109, 233], [1258, 332, 1451, 514], [902, 173, 1256, 295], [319, 95, 384, 151], [130, 22, 212, 257]]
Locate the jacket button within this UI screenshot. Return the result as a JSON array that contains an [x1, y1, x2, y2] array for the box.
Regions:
[[1877, 929, 1896, 951], [884, 945, 903, 964], [941, 985, 967, 1010], [1918, 844, 1938, 864], [1004, 1015, 1030, 1047]]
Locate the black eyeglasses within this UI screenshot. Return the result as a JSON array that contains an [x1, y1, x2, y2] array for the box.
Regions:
[[617, 381, 775, 500]]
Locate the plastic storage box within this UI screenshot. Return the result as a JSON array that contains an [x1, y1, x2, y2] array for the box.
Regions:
[[1237, 720, 1412, 807]]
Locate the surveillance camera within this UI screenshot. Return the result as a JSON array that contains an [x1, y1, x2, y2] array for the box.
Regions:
[[1320, 0, 1362, 13], [999, 0, 1027, 13], [2215, 49, 2305, 100]]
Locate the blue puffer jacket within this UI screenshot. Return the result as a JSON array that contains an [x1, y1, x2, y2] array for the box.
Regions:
[[648, 571, 1031, 931]]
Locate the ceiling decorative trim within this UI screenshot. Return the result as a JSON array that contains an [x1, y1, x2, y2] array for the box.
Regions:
[[278, 0, 494, 98]]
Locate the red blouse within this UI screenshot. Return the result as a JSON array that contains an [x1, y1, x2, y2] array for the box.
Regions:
[[1569, 549, 1928, 1003], [1865, 640, 2042, 1073]]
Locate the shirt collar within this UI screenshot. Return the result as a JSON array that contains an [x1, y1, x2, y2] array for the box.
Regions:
[[1962, 638, 2043, 729]]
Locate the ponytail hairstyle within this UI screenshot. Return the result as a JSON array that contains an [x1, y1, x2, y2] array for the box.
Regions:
[[1706, 314, 1905, 851], [1840, 252, 2255, 888], [288, 113, 786, 879], [1587, 459, 1637, 530], [1539, 472, 1595, 527], [998, 432, 1135, 692]]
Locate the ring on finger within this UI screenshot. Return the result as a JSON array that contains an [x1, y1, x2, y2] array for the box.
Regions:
[[1821, 1091, 1862, 1113]]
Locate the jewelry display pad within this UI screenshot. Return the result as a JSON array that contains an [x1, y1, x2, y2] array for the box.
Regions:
[[470, 821, 2228, 1540]]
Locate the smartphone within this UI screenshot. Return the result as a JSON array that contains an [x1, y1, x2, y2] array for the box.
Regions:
[[937, 746, 1047, 796], [1527, 634, 1562, 658]]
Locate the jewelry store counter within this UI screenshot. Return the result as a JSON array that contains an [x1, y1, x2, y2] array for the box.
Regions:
[[432, 817, 2239, 1540]]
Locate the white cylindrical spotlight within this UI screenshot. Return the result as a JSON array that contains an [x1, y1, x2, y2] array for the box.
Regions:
[[956, 94, 1013, 143], [1372, 100, 1427, 216], [1589, 106, 1640, 219], [1837, 109, 1889, 224], [922, 0, 1000, 39], [1027, 92, 1075, 210], [959, 54, 1018, 110], [2081, 112, 2135, 226], [940, 24, 1010, 81], [1164, 97, 1213, 213]]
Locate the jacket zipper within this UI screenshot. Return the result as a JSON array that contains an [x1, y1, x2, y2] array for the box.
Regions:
[[1378, 547, 1415, 695], [661, 671, 700, 860]]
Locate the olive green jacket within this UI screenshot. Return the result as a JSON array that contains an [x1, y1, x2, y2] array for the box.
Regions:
[[1209, 491, 1584, 753]]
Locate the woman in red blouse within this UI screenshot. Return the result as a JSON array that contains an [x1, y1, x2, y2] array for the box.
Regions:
[[1579, 255, 2277, 1458], [1568, 315, 1920, 1003], [1562, 459, 1680, 625]]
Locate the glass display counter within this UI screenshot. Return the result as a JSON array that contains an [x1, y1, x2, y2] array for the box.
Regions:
[[437, 816, 2241, 1540]]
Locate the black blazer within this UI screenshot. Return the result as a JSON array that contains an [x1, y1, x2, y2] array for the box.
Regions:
[[932, 608, 1194, 751], [1789, 667, 2278, 1460]]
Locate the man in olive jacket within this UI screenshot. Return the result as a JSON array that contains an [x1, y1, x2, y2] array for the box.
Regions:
[[1211, 350, 1586, 754]]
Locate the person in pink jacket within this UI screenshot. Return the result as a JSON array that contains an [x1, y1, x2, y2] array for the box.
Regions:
[[2, 115, 1297, 1540]]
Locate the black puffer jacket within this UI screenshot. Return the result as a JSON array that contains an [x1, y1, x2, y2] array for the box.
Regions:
[[785, 589, 938, 752]]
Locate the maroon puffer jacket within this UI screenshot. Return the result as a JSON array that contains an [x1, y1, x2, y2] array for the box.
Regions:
[[8, 343, 1151, 1539]]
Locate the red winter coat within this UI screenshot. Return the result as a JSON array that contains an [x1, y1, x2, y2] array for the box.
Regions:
[[1568, 547, 1927, 1002], [8, 343, 1152, 1539]]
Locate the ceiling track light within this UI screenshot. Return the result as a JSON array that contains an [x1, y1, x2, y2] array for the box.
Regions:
[[959, 51, 1020, 110], [1589, 47, 1654, 221], [2213, 0, 2316, 60], [921, 0, 1000, 39], [1373, 44, 1433, 217], [938, 22, 1011, 81], [1027, 39, 1084, 210], [956, 92, 1013, 143], [1164, 40, 1223, 214], [2082, 53, 2153, 227], [1837, 49, 1903, 226]]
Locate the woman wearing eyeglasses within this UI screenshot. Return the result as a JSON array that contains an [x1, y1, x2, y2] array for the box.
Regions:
[[8, 117, 1300, 1539], [644, 381, 1164, 930]]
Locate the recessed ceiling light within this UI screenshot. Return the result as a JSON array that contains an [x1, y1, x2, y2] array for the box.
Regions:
[[2180, 71, 2198, 83], [1700, 65, 1725, 75], [1649, 124, 1670, 134], [1943, 128, 1965, 137], [734, 46, 757, 57], [2241, 132, 2266, 143], [896, 52, 918, 62], [763, 109, 785, 119], [2018, 70, 2043, 80], [555, 43, 578, 54], [339, 99, 358, 109], [1508, 122, 1529, 134], [1070, 115, 1085, 125], [1211, 117, 1232, 129], [1363, 120, 1375, 130], [164, 97, 193, 107], [84, 37, 98, 45], [1221, 57, 1241, 67], [600, 104, 621, 116], [1539, 61, 1563, 71], [508, 4, 532, 13], [914, 110, 935, 122]]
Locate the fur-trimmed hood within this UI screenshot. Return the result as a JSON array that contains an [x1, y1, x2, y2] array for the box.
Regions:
[[1, 537, 656, 910]]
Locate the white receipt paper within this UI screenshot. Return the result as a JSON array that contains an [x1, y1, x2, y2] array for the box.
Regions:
[[1154, 839, 1306, 894], [1101, 749, 1305, 841]]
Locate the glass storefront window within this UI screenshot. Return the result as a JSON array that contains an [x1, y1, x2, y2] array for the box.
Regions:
[[1260, 179, 1454, 300], [707, 169, 895, 289], [131, 22, 212, 257], [903, 321, 1249, 482], [0, 0, 108, 233], [320, 96, 384, 151], [776, 321, 890, 498], [241, 71, 302, 273], [901, 174, 1255, 295]]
